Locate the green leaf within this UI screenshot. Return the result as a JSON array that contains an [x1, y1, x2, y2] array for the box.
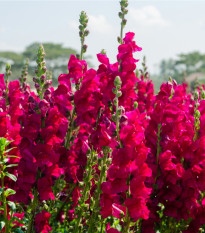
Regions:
[[6, 164, 18, 168], [5, 173, 17, 182], [14, 228, 24, 233], [5, 140, 12, 147], [7, 201, 16, 211], [0, 221, 5, 231], [0, 137, 7, 145], [5, 155, 19, 159], [4, 188, 16, 197], [12, 216, 25, 225], [5, 147, 16, 154], [0, 188, 4, 195]]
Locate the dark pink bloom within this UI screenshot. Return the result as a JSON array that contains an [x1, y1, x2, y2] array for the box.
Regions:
[[35, 210, 52, 233]]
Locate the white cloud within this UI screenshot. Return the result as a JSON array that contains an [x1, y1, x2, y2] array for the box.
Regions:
[[129, 5, 170, 27], [198, 20, 205, 28], [68, 20, 78, 31], [0, 26, 6, 33], [69, 15, 113, 35], [88, 15, 113, 34]]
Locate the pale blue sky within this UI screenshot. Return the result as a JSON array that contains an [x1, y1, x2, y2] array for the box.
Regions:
[[0, 0, 205, 73]]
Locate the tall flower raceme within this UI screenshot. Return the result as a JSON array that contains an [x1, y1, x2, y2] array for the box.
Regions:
[[136, 57, 155, 116], [96, 32, 152, 232], [13, 46, 70, 232], [117, 32, 142, 112], [142, 80, 205, 232], [100, 108, 152, 231]]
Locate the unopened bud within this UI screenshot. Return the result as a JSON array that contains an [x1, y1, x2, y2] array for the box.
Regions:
[[112, 88, 117, 94], [194, 91, 199, 100], [118, 12, 123, 19], [35, 83, 40, 89], [122, 19, 127, 26], [82, 44, 88, 53], [6, 64, 11, 71], [40, 75, 46, 81], [33, 77, 37, 83], [116, 91, 122, 98], [114, 76, 122, 87], [195, 109, 200, 118], [113, 97, 118, 106], [84, 29, 89, 36], [42, 66, 47, 72], [100, 49, 106, 55], [134, 101, 138, 109], [117, 36, 122, 44]]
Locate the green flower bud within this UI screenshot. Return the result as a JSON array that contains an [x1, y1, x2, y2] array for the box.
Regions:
[[195, 109, 200, 118], [112, 88, 117, 94], [100, 49, 106, 55], [113, 97, 118, 106], [116, 91, 122, 98], [114, 76, 122, 87], [194, 91, 199, 100], [134, 101, 138, 109]]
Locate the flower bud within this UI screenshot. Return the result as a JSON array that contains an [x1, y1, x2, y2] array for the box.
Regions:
[[100, 49, 106, 55], [114, 76, 122, 87], [35, 83, 40, 89], [117, 36, 122, 44], [44, 80, 52, 89], [6, 63, 11, 71], [118, 12, 123, 19], [194, 91, 199, 100], [33, 77, 37, 83], [122, 19, 127, 26], [195, 109, 200, 118], [84, 29, 89, 36], [116, 91, 122, 98], [113, 97, 118, 106], [42, 66, 47, 72], [134, 101, 138, 109], [82, 44, 88, 53], [112, 88, 117, 94], [40, 75, 46, 81]]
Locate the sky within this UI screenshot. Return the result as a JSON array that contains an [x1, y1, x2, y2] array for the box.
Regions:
[[0, 0, 205, 73]]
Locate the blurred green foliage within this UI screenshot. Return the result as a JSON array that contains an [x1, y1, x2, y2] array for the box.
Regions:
[[0, 43, 91, 87], [158, 51, 205, 84]]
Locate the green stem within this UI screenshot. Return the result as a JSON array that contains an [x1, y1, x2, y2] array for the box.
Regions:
[[5, 75, 9, 107], [115, 99, 123, 148], [26, 188, 38, 233], [120, 17, 124, 45], [1, 165, 9, 233], [88, 153, 108, 233], [155, 123, 161, 183], [54, 183, 77, 221], [74, 151, 94, 233], [123, 177, 131, 233], [65, 106, 76, 149], [80, 38, 84, 60], [123, 208, 130, 233]]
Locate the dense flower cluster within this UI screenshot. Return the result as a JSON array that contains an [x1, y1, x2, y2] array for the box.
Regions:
[[0, 31, 205, 233]]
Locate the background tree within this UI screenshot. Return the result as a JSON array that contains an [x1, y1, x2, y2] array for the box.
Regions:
[[0, 42, 92, 87]]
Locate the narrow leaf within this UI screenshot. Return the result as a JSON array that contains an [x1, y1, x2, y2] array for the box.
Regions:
[[7, 164, 18, 168], [5, 147, 16, 154], [4, 188, 16, 197], [0, 221, 5, 231], [5, 155, 19, 159], [7, 201, 16, 211], [5, 172, 17, 182]]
